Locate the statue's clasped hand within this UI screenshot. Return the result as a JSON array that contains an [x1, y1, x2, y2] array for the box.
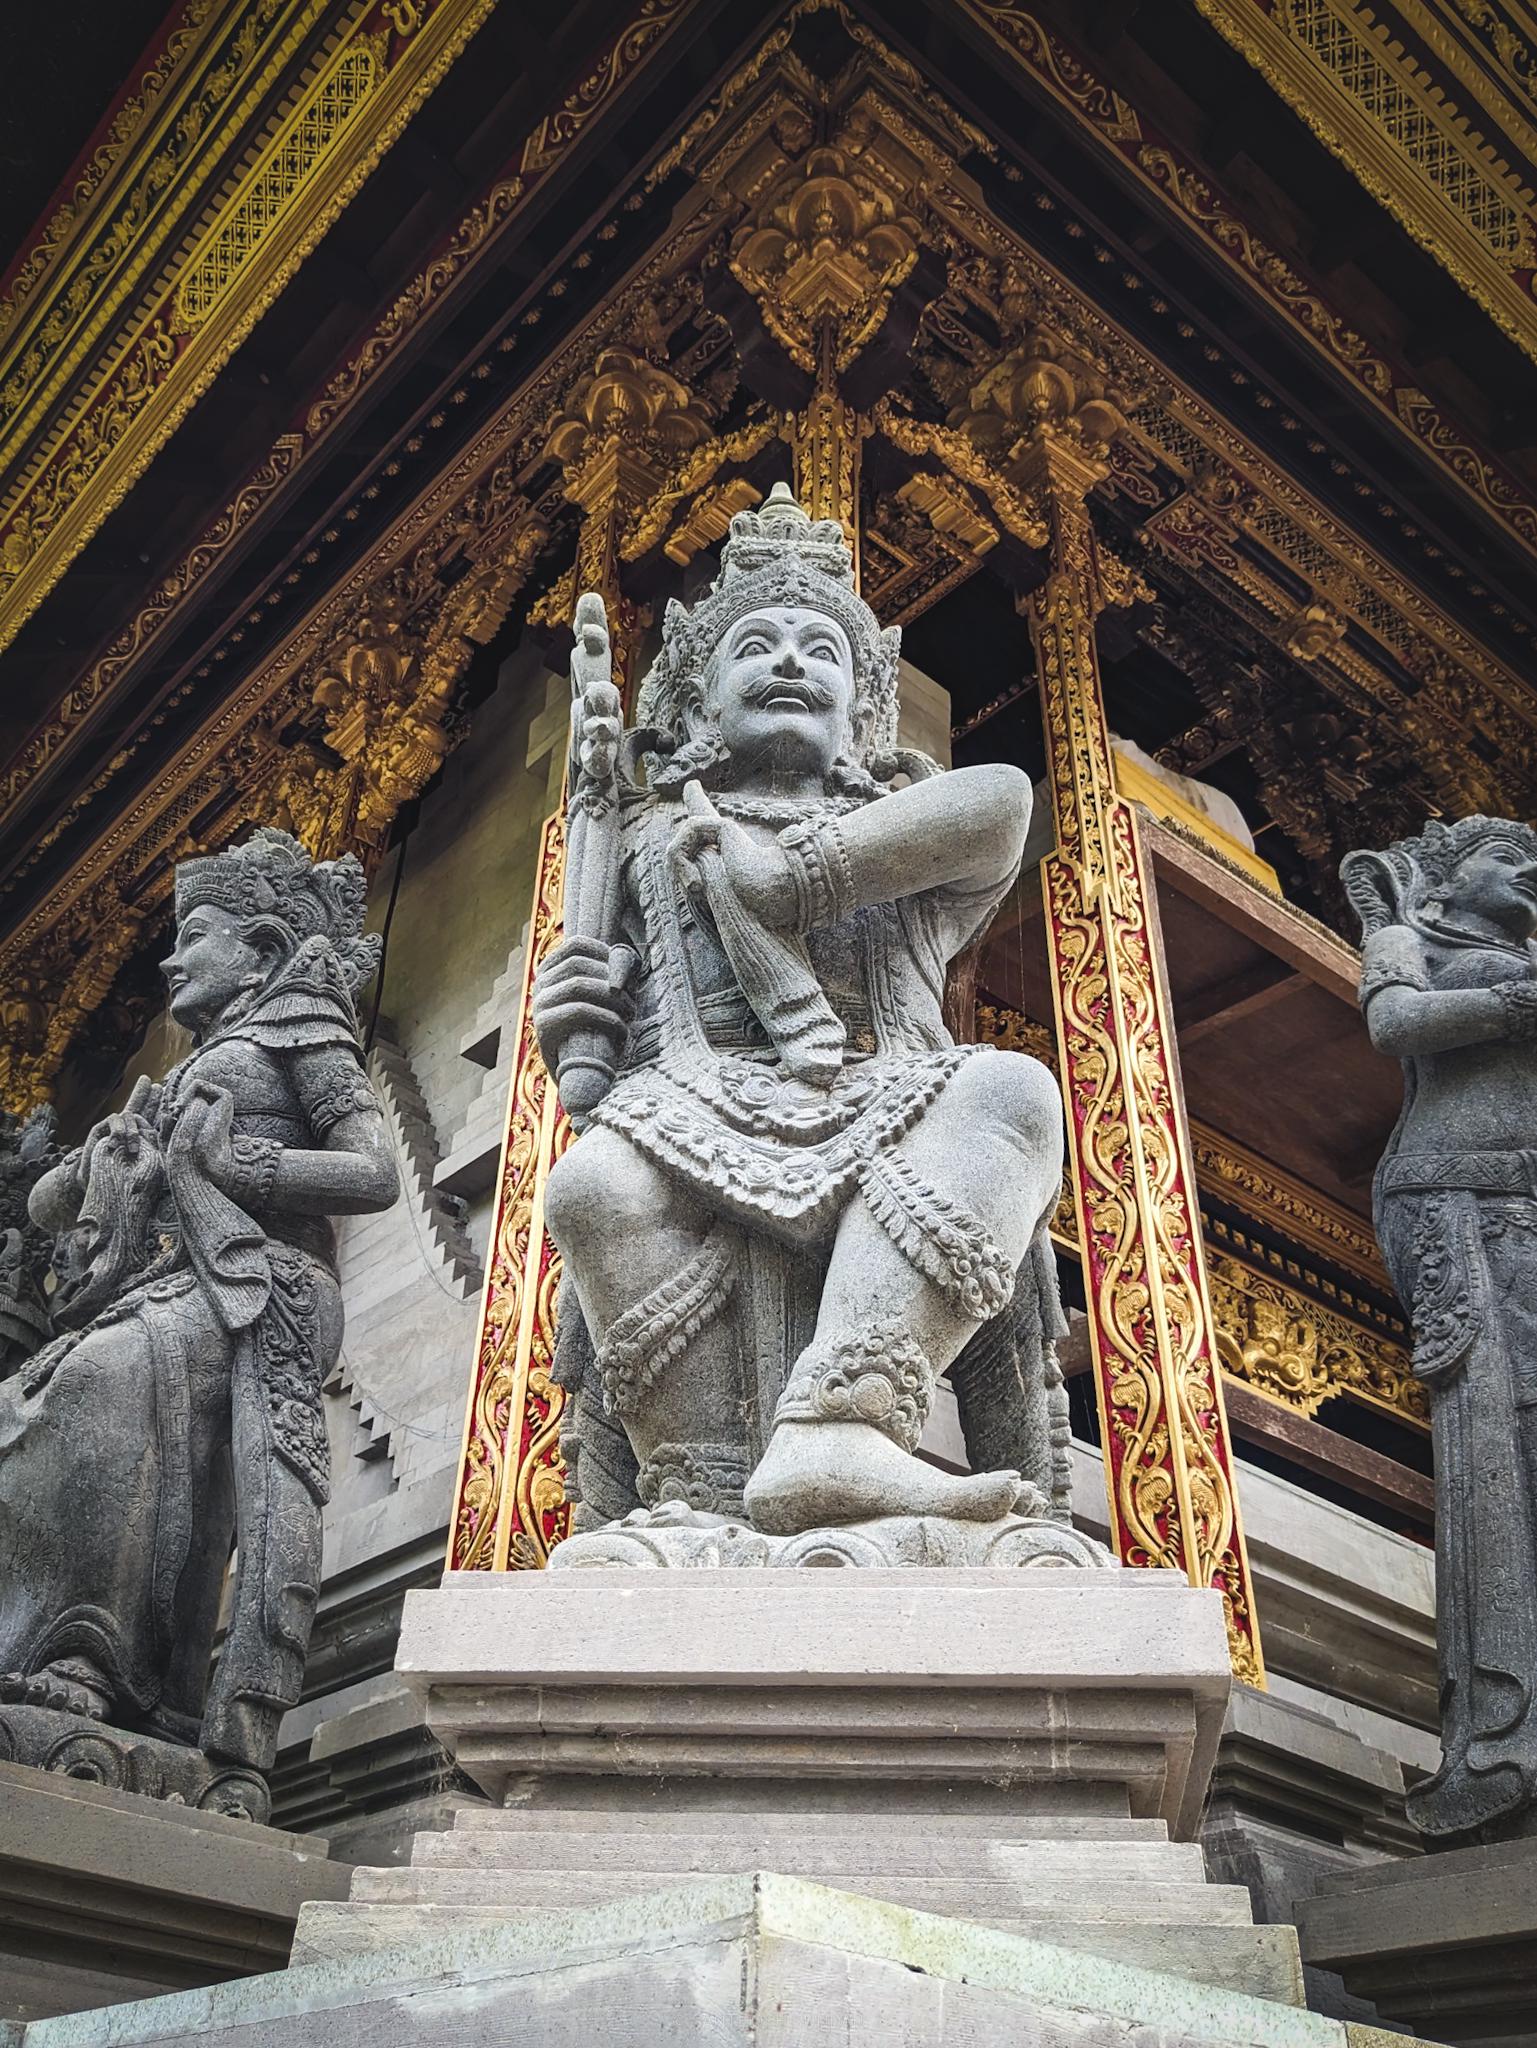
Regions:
[[669, 780, 797, 929], [166, 1080, 239, 1188], [77, 1073, 164, 1188], [532, 937, 639, 1075]]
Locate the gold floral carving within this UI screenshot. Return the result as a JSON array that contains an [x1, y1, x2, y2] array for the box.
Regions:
[[279, 524, 549, 857], [874, 401, 1048, 547], [729, 145, 921, 372], [788, 374, 869, 564], [1014, 339, 1263, 1684], [450, 812, 571, 1570]]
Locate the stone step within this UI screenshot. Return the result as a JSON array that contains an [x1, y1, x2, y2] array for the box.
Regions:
[[292, 1897, 1301, 2006], [412, 1829, 1208, 1882], [453, 1806, 1171, 1841], [350, 1862, 1254, 1926]]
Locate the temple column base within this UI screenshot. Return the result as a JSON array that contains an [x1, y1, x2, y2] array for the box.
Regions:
[[294, 1568, 1310, 2008], [1296, 1835, 1537, 2046]]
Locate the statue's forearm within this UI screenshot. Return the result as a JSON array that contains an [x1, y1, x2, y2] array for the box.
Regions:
[[813, 763, 1031, 913], [272, 1142, 399, 1216], [230, 1117, 399, 1217], [1366, 983, 1527, 1057]]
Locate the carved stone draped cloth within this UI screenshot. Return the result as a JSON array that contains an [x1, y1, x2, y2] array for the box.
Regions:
[[1379, 1148, 1537, 1836], [589, 797, 1012, 1251]]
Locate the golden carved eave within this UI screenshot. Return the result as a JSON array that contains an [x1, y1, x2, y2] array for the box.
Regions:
[[0, 0, 504, 658], [953, 0, 1537, 566], [1194, 0, 1537, 362]]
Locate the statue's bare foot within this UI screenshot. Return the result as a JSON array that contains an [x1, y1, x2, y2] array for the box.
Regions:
[[744, 1419, 1028, 1537], [0, 1659, 113, 1720]]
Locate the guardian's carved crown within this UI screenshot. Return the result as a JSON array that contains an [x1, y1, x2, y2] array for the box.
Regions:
[[635, 481, 901, 751], [175, 827, 381, 990]]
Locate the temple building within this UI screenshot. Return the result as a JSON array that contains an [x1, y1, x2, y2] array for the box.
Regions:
[[2, 0, 1534, 2036]]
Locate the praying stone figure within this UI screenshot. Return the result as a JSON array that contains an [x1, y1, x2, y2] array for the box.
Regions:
[[1345, 816, 1537, 1841], [0, 1105, 61, 1376], [0, 829, 398, 1816], [534, 483, 1105, 1569]]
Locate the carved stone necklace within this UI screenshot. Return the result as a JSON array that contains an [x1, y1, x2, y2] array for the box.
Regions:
[[709, 791, 868, 827], [1418, 910, 1534, 960]]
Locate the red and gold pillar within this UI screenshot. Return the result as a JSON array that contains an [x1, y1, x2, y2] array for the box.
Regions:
[[446, 356, 682, 1569], [1017, 388, 1263, 1683]]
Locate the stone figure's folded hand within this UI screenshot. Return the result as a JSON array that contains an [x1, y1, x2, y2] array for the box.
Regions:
[[669, 780, 797, 929], [532, 935, 637, 1074], [167, 1080, 240, 1190], [77, 1073, 162, 1188]]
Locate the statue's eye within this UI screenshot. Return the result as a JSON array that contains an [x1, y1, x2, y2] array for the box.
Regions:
[[737, 636, 770, 657], [806, 641, 838, 661]]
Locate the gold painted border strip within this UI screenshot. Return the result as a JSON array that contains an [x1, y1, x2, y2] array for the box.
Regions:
[[0, 0, 497, 657], [0, 1, 323, 472], [1195, 0, 1537, 361], [955, 0, 1537, 555]]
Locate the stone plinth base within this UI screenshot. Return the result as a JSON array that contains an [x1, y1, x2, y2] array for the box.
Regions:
[[288, 1568, 1307, 2005], [1, 1872, 1420, 2048], [0, 1705, 269, 1822], [400, 1566, 1226, 1830], [1295, 1834, 1537, 2046], [0, 1758, 351, 2024]]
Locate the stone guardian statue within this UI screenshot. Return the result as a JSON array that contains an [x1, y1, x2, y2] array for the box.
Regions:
[[0, 828, 399, 1814], [533, 483, 1102, 1569], [1344, 816, 1537, 1840]]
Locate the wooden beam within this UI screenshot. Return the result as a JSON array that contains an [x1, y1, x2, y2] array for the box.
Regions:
[[1221, 1380, 1433, 1527], [1176, 961, 1307, 1048], [1060, 1316, 1431, 1527]]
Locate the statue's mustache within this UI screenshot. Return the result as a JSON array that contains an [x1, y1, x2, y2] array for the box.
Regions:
[[739, 671, 838, 708]]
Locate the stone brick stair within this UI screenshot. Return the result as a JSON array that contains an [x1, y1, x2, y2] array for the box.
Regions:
[[296, 1799, 1303, 2003]]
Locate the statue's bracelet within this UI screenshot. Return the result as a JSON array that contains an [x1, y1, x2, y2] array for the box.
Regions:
[[225, 1135, 284, 1208], [1494, 980, 1537, 1040], [778, 817, 856, 932]]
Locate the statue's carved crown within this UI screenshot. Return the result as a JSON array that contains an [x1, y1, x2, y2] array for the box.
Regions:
[[1342, 814, 1537, 936], [175, 827, 382, 991], [636, 482, 901, 749]]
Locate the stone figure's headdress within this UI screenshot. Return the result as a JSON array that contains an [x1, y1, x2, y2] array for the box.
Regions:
[[175, 827, 382, 992], [1341, 815, 1537, 937], [635, 482, 902, 753]]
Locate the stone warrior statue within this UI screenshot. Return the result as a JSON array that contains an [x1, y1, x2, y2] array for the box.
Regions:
[[1345, 816, 1537, 1841], [534, 484, 1102, 1568], [0, 829, 398, 1809]]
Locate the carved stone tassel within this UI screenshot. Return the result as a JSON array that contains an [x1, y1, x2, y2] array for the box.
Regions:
[[692, 841, 846, 1086]]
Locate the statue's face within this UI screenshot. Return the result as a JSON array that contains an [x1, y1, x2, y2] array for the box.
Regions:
[[1447, 838, 1537, 938], [162, 904, 266, 1033], [694, 606, 857, 784]]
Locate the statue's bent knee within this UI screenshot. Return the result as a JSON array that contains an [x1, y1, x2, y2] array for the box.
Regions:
[[544, 1129, 665, 1257]]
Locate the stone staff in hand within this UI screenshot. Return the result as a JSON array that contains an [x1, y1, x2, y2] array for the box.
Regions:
[[552, 591, 636, 1119]]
